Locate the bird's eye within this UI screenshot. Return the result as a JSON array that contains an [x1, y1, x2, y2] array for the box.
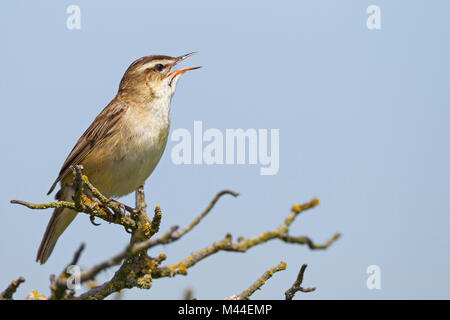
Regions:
[[155, 64, 164, 72]]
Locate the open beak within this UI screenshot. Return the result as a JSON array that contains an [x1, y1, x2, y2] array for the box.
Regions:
[[177, 51, 198, 61], [168, 52, 202, 78], [169, 66, 202, 77]]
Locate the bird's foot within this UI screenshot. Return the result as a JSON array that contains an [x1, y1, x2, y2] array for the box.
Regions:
[[107, 198, 132, 216]]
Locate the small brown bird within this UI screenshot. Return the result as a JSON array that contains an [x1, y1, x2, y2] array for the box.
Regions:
[[36, 53, 201, 264]]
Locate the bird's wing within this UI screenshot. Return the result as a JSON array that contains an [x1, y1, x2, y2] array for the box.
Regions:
[[47, 100, 129, 195]]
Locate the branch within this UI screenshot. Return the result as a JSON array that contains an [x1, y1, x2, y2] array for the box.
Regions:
[[176, 190, 239, 237], [75, 191, 243, 299], [10, 167, 340, 300], [0, 277, 25, 300], [135, 185, 147, 216], [152, 198, 339, 279], [83, 207, 166, 279], [48, 208, 165, 299], [227, 262, 287, 300], [126, 189, 239, 250], [285, 264, 316, 299], [280, 233, 341, 250], [77, 252, 167, 300], [11, 166, 139, 232]]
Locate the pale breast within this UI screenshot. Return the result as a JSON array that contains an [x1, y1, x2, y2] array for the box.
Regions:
[[83, 104, 170, 198]]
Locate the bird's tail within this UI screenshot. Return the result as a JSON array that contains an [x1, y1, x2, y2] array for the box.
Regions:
[[36, 186, 77, 264]]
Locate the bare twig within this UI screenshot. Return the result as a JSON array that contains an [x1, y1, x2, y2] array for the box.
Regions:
[[70, 242, 85, 266], [183, 288, 195, 300], [177, 190, 239, 237], [230, 262, 287, 300], [142, 190, 239, 249], [280, 233, 341, 250], [285, 264, 316, 299], [0, 277, 25, 300]]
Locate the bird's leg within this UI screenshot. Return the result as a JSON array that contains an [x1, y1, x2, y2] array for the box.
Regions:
[[106, 198, 134, 216]]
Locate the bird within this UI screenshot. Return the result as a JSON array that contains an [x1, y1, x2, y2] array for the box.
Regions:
[[36, 52, 201, 264]]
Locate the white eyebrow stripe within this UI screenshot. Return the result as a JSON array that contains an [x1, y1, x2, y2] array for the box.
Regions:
[[139, 59, 173, 71]]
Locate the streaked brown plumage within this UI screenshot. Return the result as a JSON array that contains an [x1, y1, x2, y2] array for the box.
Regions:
[[37, 53, 201, 264]]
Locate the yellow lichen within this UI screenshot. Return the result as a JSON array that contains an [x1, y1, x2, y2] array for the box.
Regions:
[[177, 262, 187, 274], [32, 290, 46, 299]]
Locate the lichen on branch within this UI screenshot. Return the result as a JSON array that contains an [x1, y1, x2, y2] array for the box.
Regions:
[[7, 166, 340, 300]]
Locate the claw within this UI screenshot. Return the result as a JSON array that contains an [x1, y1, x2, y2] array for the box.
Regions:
[[90, 215, 101, 226], [108, 198, 127, 216], [97, 201, 113, 215], [124, 226, 133, 234]]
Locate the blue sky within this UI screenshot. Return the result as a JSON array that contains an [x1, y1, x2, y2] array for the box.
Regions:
[[1, 0, 449, 299]]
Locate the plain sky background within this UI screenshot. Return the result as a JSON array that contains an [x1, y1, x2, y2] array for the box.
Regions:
[[1, 0, 449, 299]]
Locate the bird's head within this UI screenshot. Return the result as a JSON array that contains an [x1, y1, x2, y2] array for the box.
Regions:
[[118, 52, 201, 100]]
